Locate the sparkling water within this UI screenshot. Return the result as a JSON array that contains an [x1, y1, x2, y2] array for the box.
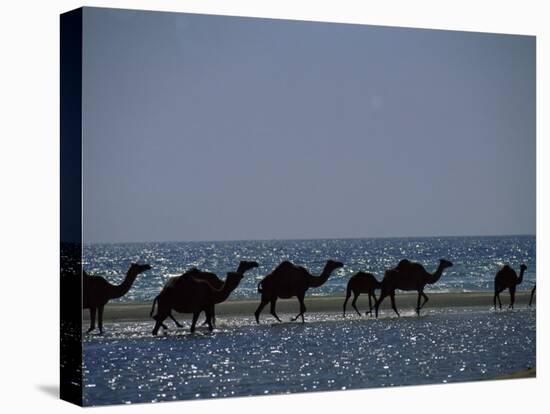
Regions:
[[83, 307, 536, 406], [83, 235, 536, 302]]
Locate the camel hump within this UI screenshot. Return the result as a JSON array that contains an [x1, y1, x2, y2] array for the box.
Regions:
[[365, 272, 376, 280], [185, 267, 202, 277], [275, 261, 297, 272], [396, 259, 412, 270]]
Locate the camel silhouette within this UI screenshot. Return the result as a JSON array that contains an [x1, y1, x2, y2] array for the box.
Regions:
[[151, 261, 258, 334], [529, 284, 536, 307], [374, 259, 453, 317], [254, 260, 344, 323], [343, 271, 381, 317], [156, 269, 224, 329], [493, 264, 526, 309], [83, 263, 151, 334]]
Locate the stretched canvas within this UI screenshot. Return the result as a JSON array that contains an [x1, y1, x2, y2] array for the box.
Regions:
[[60, 6, 536, 407]]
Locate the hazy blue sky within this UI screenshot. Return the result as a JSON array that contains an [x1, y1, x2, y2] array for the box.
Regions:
[[82, 7, 535, 243]]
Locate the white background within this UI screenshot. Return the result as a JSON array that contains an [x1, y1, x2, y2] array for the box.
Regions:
[[0, 0, 547, 412]]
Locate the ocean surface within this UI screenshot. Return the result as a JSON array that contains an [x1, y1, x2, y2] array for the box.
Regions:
[[83, 306, 536, 406], [83, 235, 536, 302]]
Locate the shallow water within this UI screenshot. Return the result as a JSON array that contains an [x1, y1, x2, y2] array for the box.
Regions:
[[83, 235, 536, 302], [83, 306, 536, 406]]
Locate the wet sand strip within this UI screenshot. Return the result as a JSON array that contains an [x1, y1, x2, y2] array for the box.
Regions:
[[84, 291, 535, 322]]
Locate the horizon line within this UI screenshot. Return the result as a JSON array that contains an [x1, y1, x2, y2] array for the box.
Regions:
[[82, 232, 536, 246]]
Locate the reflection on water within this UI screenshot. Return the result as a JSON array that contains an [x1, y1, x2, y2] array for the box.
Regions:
[[83, 236, 536, 302], [83, 307, 535, 406]]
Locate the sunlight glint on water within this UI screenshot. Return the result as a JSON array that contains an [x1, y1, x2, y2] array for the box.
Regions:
[[83, 307, 535, 405], [83, 235, 535, 302]]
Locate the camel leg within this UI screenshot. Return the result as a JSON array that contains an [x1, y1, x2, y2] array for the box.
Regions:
[[292, 294, 306, 322], [370, 292, 378, 315], [343, 291, 351, 317], [190, 312, 200, 333], [87, 307, 96, 333], [270, 298, 282, 322], [494, 287, 503, 310], [375, 293, 387, 318], [352, 293, 362, 316], [97, 305, 104, 335], [365, 293, 373, 316], [201, 308, 216, 328], [509, 287, 516, 309], [169, 312, 183, 328], [529, 286, 536, 307], [390, 293, 400, 317], [419, 292, 429, 310], [152, 308, 169, 336], [205, 309, 214, 332], [152, 316, 166, 336], [254, 299, 268, 324], [299, 295, 307, 323], [416, 291, 422, 315]]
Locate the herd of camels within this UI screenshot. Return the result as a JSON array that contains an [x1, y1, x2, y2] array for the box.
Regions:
[[82, 259, 535, 335]]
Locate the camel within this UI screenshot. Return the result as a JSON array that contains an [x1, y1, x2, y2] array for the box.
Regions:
[[83, 263, 151, 334], [156, 269, 224, 329], [150, 261, 258, 334], [374, 259, 453, 317], [529, 284, 536, 307], [343, 271, 381, 317], [493, 264, 527, 309], [254, 260, 344, 324]]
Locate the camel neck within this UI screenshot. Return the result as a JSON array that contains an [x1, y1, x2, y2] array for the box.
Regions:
[[213, 277, 240, 303], [517, 268, 525, 285], [427, 263, 445, 284], [109, 271, 138, 299], [308, 265, 333, 288]]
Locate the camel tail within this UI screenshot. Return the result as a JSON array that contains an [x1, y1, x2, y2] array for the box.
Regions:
[[257, 281, 263, 293], [150, 295, 158, 317], [345, 283, 352, 298]]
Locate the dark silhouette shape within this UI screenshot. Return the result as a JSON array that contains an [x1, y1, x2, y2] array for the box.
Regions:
[[156, 270, 224, 329], [375, 259, 453, 317], [151, 261, 258, 334], [529, 284, 536, 307], [343, 271, 381, 317], [83, 263, 151, 334], [254, 260, 344, 323], [494, 264, 527, 309]]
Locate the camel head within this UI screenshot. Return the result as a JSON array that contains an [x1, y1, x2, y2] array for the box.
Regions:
[[439, 259, 453, 269], [520, 264, 528, 272], [129, 263, 152, 275], [325, 260, 344, 272], [517, 263, 527, 285], [237, 260, 259, 274]]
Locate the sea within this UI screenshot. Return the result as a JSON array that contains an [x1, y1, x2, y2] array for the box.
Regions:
[[82, 235, 536, 406], [83, 235, 536, 302], [83, 307, 536, 406]]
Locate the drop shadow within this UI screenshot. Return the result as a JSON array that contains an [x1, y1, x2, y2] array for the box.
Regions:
[[36, 384, 59, 399]]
